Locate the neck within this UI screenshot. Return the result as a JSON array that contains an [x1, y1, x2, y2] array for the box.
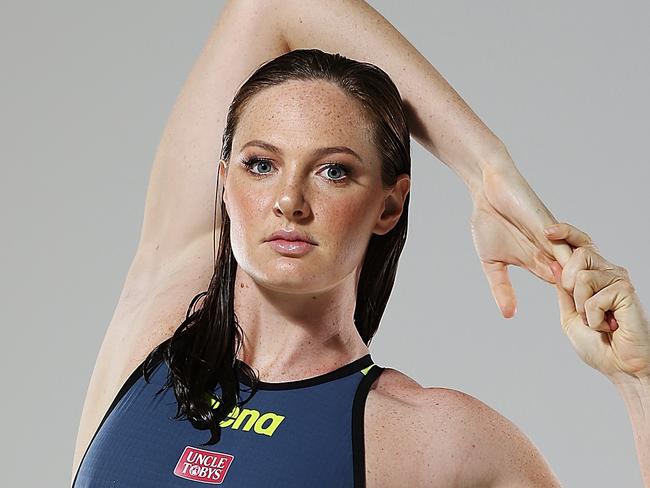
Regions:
[[232, 266, 370, 382]]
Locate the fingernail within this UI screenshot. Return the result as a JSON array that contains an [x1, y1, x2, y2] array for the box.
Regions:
[[544, 226, 557, 235]]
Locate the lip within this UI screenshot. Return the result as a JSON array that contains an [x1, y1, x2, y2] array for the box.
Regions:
[[266, 239, 315, 256], [265, 229, 317, 245]]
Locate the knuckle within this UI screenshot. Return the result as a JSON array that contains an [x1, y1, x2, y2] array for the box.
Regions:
[[617, 265, 631, 279], [574, 246, 588, 258], [612, 275, 634, 292], [620, 280, 636, 294], [576, 269, 590, 284]]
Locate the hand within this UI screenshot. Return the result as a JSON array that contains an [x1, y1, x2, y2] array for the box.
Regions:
[[469, 164, 574, 318], [545, 222, 650, 383]]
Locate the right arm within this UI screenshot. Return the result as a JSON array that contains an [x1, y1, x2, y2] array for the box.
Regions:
[[132, 0, 291, 277], [70, 7, 290, 480]]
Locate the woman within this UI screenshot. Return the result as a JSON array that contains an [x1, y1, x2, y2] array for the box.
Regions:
[[71, 1, 650, 487]]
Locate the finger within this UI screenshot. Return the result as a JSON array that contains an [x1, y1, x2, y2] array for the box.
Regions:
[[544, 235, 575, 269], [481, 260, 517, 318], [551, 261, 611, 355], [535, 220, 574, 268], [585, 280, 635, 333], [555, 245, 613, 299], [573, 269, 623, 331], [605, 310, 619, 333], [551, 261, 577, 323], [544, 222, 599, 252]]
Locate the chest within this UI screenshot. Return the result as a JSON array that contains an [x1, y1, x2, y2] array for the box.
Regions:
[[76, 361, 371, 487], [80, 354, 461, 487], [77, 278, 462, 487]]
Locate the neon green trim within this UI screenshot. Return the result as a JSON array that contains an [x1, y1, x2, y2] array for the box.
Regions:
[[360, 363, 376, 375]]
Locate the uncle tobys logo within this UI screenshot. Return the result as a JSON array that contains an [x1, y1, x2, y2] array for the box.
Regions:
[[174, 446, 234, 484]]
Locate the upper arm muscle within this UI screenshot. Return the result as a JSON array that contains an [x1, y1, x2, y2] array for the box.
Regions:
[[136, 0, 288, 268], [71, 235, 215, 482], [420, 388, 563, 488]]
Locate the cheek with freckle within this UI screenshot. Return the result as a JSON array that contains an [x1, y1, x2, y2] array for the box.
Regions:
[[224, 181, 267, 262], [319, 198, 376, 274]]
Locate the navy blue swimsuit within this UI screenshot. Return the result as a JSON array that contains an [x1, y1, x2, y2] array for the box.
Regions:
[[73, 353, 384, 487]]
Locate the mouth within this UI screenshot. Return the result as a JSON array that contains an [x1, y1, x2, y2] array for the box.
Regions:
[[265, 229, 318, 245], [266, 239, 316, 256]]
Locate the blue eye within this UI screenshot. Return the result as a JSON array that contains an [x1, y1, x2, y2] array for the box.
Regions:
[[241, 157, 273, 175], [323, 164, 349, 181], [240, 157, 351, 184]]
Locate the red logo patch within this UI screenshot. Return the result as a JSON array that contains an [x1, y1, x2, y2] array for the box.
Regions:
[[173, 445, 235, 484]]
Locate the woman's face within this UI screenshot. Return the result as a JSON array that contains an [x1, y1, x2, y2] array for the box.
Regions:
[[221, 79, 409, 294]]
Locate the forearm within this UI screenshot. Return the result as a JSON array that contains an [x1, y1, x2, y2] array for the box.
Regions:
[[614, 376, 650, 486], [273, 0, 509, 193]]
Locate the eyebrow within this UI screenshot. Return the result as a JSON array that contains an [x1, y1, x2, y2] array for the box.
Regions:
[[240, 139, 364, 163]]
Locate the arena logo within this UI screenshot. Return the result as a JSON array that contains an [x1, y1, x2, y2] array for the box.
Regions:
[[173, 446, 234, 484], [205, 394, 286, 436]]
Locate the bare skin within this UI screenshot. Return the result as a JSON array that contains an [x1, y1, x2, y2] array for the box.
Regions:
[[69, 0, 566, 484], [220, 79, 408, 376], [68, 77, 563, 487], [70, 1, 650, 487]]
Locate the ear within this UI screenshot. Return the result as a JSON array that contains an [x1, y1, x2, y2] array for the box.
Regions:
[[218, 158, 229, 179], [373, 174, 410, 236]]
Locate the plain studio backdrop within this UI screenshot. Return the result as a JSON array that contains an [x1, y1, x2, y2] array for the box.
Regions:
[[1, 1, 648, 486]]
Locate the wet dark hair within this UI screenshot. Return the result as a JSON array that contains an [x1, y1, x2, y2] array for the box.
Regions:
[[142, 48, 411, 445]]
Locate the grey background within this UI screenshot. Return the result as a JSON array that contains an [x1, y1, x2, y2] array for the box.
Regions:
[[1, 0, 648, 486]]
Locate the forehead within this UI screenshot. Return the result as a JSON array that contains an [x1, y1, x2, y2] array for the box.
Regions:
[[233, 80, 375, 157]]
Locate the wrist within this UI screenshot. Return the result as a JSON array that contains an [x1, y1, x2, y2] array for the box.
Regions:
[[612, 374, 650, 423], [476, 140, 514, 172], [468, 144, 518, 198], [612, 374, 650, 397]]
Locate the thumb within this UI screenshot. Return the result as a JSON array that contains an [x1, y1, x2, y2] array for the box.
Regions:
[[550, 261, 577, 324], [549, 239, 574, 269], [482, 260, 517, 318]]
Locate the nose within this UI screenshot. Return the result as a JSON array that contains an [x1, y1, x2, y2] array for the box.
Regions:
[[273, 181, 312, 220]]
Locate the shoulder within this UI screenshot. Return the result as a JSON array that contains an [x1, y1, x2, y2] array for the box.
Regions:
[[366, 366, 562, 488]]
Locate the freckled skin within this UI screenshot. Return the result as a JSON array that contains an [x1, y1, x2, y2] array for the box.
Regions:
[[216, 79, 410, 378], [224, 79, 392, 294]]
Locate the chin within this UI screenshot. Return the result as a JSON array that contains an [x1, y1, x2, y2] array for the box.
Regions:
[[253, 261, 342, 294]]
